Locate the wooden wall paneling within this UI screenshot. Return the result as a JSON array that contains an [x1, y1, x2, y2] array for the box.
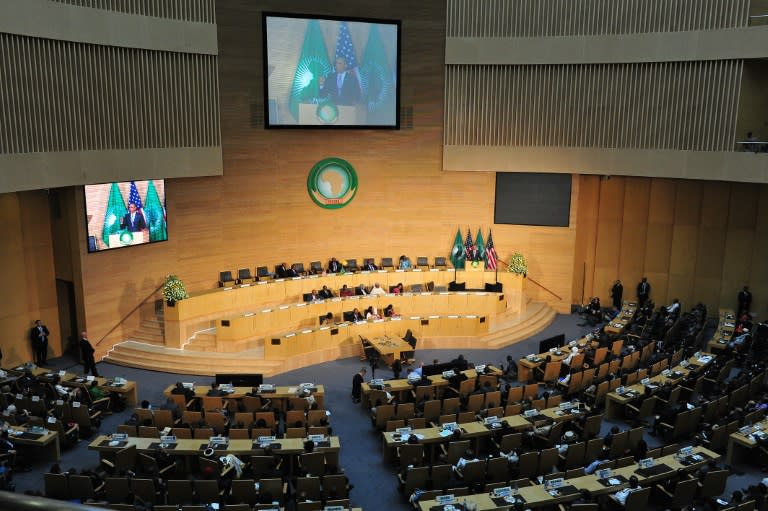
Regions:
[[667, 181, 702, 309], [592, 177, 625, 302], [641, 179, 676, 306], [617, 177, 650, 302], [0, 191, 60, 365], [692, 182, 730, 313], [571, 175, 600, 304], [750, 185, 768, 318]]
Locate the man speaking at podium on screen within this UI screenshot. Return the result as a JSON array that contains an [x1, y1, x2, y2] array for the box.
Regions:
[[320, 57, 361, 106], [120, 202, 146, 232]]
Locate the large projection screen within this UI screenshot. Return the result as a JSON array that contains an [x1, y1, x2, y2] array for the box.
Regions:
[[263, 13, 400, 129]]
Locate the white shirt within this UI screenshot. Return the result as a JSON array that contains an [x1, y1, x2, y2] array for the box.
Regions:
[[613, 487, 638, 506], [666, 302, 680, 314], [369, 286, 386, 296]]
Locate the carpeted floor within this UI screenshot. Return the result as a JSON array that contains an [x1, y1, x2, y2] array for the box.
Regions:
[[10, 313, 764, 510]]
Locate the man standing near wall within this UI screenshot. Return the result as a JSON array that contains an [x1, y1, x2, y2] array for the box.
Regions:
[[79, 331, 99, 377], [30, 320, 49, 366]]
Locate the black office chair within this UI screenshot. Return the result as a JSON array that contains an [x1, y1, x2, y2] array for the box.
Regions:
[[309, 261, 323, 274], [293, 263, 307, 275], [343, 311, 355, 322], [345, 259, 359, 272], [401, 330, 417, 363], [416, 257, 429, 270], [238, 268, 255, 284], [256, 266, 272, 281], [434, 257, 448, 269], [219, 271, 236, 287], [380, 257, 394, 270]]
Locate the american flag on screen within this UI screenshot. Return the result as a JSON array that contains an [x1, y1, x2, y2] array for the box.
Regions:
[[464, 228, 476, 261], [486, 230, 498, 270], [128, 181, 143, 210], [335, 21, 358, 69]]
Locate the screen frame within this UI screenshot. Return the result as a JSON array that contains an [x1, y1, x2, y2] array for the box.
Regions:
[[262, 11, 402, 130], [83, 179, 169, 254]]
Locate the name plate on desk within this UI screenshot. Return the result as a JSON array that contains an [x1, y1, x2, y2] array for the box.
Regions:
[[447, 315, 459, 319], [430, 268, 439, 272], [391, 317, 401, 321], [291, 277, 301, 280], [395, 269, 405, 272], [301, 330, 313, 334], [257, 281, 268, 285], [261, 309, 272, 313], [223, 287, 233, 291], [243, 312, 255, 317], [111, 433, 128, 441], [412, 268, 422, 272], [240, 283, 251, 288], [285, 333, 296, 338], [296, 303, 307, 308], [279, 305, 289, 310]]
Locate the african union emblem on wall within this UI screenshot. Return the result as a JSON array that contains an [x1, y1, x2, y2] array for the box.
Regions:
[[307, 157, 359, 209]]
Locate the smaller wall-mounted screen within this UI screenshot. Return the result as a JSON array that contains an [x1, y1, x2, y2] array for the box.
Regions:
[[264, 12, 400, 129], [495, 173, 572, 227], [84, 180, 168, 253]]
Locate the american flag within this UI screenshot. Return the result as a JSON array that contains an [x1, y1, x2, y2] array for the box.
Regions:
[[486, 229, 498, 270], [335, 21, 358, 69], [128, 181, 143, 210], [464, 228, 476, 261]]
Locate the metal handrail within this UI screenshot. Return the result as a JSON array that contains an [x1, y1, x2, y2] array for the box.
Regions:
[[526, 276, 563, 301], [94, 282, 164, 347]]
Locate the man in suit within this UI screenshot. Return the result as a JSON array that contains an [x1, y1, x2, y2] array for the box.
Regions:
[[30, 319, 49, 366], [120, 202, 146, 232], [79, 331, 99, 377], [738, 286, 752, 315], [320, 57, 361, 106], [327, 258, 342, 274], [319, 285, 334, 299], [611, 280, 623, 310], [636, 277, 651, 306], [364, 260, 378, 271]]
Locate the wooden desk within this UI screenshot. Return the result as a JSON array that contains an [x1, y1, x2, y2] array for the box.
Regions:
[[381, 414, 532, 464], [165, 271, 525, 348], [726, 418, 768, 465], [604, 353, 714, 419], [265, 315, 489, 360], [10, 368, 139, 407], [369, 335, 413, 363], [419, 446, 719, 510], [518, 335, 595, 382], [604, 302, 638, 336], [163, 384, 325, 410], [707, 309, 736, 353], [9, 425, 60, 461], [90, 434, 339, 456], [360, 367, 502, 409]]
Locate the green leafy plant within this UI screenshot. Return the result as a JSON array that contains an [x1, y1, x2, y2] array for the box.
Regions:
[[507, 252, 528, 276], [162, 274, 189, 303]]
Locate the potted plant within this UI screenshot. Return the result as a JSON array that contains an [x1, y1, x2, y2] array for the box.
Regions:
[[507, 252, 528, 277], [162, 274, 189, 306]]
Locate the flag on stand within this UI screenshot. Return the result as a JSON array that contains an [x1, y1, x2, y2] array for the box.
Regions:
[[475, 229, 486, 267], [486, 229, 498, 270], [450, 228, 465, 269], [464, 228, 476, 262], [128, 181, 146, 225], [359, 24, 395, 124], [335, 21, 358, 70], [101, 182, 127, 246], [128, 181, 143, 209], [289, 20, 332, 120], [143, 180, 167, 242]]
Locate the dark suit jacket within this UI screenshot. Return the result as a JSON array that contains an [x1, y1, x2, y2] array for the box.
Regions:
[[80, 338, 95, 360], [30, 325, 49, 345], [364, 263, 378, 271], [121, 212, 146, 232], [322, 71, 361, 105], [328, 261, 342, 273]]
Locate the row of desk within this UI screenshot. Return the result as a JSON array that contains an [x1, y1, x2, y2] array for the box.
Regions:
[[215, 292, 506, 348], [265, 315, 491, 360], [419, 446, 719, 510], [360, 367, 501, 409], [603, 301, 638, 336], [6, 365, 139, 407], [726, 417, 768, 465], [604, 352, 715, 419], [382, 405, 584, 464], [708, 308, 737, 352], [164, 271, 525, 348]]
